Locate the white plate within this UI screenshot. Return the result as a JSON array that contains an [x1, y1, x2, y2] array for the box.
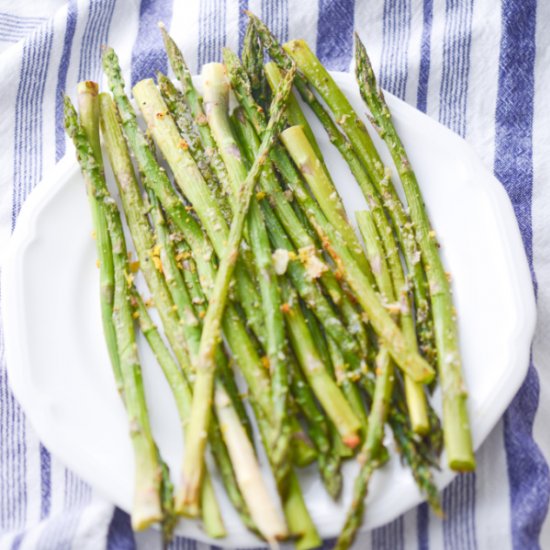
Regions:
[[2, 73, 536, 546]]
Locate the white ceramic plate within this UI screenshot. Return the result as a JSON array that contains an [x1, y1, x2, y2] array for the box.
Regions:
[[2, 73, 536, 546]]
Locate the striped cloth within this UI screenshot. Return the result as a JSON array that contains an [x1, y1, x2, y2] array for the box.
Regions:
[[0, 0, 548, 548]]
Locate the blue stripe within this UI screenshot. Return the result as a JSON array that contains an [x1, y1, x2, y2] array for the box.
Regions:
[[316, 0, 355, 71], [11, 22, 54, 220], [417, 502, 429, 550], [438, 0, 474, 137], [262, 0, 288, 44], [130, 0, 174, 86], [11, 532, 24, 550], [0, 12, 45, 24], [495, 1, 550, 546], [372, 516, 404, 549], [238, 0, 249, 55], [198, 0, 227, 68], [107, 507, 136, 550], [379, 0, 411, 99], [0, 21, 41, 35], [39, 443, 51, 519], [0, 33, 24, 43], [441, 472, 478, 549], [78, 0, 117, 83], [55, 0, 77, 162], [416, 0, 433, 112], [0, 20, 43, 33], [169, 538, 198, 550]]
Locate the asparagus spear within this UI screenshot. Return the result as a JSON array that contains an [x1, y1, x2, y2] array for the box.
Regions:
[[288, 356, 342, 498], [354, 35, 474, 470], [281, 279, 362, 448], [357, 209, 429, 433], [157, 72, 232, 219], [159, 23, 230, 195], [251, 13, 434, 364], [279, 125, 434, 384], [215, 386, 288, 543], [178, 63, 295, 512], [76, 82, 120, 392], [223, 54, 369, 358], [241, 21, 271, 111], [263, 61, 324, 162], [133, 78, 268, 347], [132, 291, 228, 537], [199, 61, 293, 471], [100, 93, 273, 537], [65, 96, 163, 530], [336, 204, 406, 549]]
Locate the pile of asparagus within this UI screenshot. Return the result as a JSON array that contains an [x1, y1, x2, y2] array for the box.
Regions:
[[64, 13, 475, 549]]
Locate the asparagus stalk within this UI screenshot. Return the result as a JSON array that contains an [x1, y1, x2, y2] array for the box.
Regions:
[[223, 54, 369, 358], [199, 61, 292, 471], [159, 23, 230, 194], [214, 386, 287, 543], [263, 61, 324, 161], [132, 291, 227, 538], [357, 210, 429, 433], [133, 78, 267, 346], [279, 126, 434, 384], [288, 356, 342, 498], [100, 93, 270, 536], [241, 21, 271, 111], [279, 125, 370, 275], [336, 205, 404, 549], [251, 13, 434, 363], [76, 82, 120, 391], [280, 279, 362, 448], [355, 35, 474, 470], [178, 64, 295, 512], [157, 72, 232, 219], [65, 96, 163, 530]]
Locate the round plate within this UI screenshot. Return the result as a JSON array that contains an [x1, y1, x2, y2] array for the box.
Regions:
[[2, 73, 536, 546]]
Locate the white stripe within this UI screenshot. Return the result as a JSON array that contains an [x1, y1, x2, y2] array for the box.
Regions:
[[474, 421, 513, 550], [354, 0, 385, 77], [99, 0, 139, 91], [169, 0, 201, 75], [71, 491, 114, 548], [464, 0, 500, 167], [402, 505, 417, 549], [531, 0, 550, 544], [224, 0, 239, 55], [287, 0, 319, 53]]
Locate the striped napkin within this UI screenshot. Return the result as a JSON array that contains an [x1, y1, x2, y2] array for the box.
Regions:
[[1, 0, 548, 548]]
